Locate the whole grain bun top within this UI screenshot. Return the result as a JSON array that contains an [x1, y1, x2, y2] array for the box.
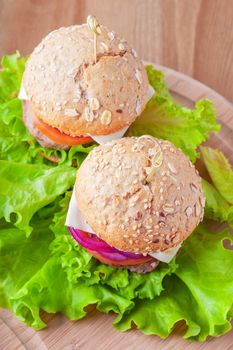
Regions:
[[23, 23, 149, 137], [75, 136, 205, 254]]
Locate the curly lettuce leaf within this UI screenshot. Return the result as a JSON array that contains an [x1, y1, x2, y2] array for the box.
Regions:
[[115, 225, 233, 341], [201, 146, 233, 204], [0, 218, 108, 329], [0, 52, 26, 103], [0, 160, 76, 234], [0, 219, 54, 309], [202, 179, 233, 227], [11, 254, 135, 330], [128, 66, 220, 162]]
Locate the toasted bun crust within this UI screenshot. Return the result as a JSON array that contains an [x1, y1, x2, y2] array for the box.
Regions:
[[75, 137, 205, 254], [23, 25, 149, 137]]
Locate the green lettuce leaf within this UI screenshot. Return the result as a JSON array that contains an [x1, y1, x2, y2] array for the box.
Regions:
[[0, 219, 54, 309], [128, 66, 220, 162], [115, 225, 233, 341], [0, 52, 26, 103], [202, 179, 233, 227], [0, 160, 76, 234], [201, 146, 233, 204]]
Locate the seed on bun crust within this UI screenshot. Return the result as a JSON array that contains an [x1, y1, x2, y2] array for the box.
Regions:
[[22, 24, 149, 138], [75, 136, 205, 254]]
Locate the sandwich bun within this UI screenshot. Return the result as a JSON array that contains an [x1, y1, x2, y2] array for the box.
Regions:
[[75, 136, 205, 254], [23, 24, 149, 137]]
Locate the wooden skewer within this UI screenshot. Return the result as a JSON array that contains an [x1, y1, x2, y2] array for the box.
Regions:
[[136, 135, 164, 183], [87, 15, 102, 63]]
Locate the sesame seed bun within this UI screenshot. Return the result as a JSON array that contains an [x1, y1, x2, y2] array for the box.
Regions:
[[23, 24, 149, 137], [75, 137, 205, 254]]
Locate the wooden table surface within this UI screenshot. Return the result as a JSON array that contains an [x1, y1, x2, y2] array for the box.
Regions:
[[0, 0, 233, 102]]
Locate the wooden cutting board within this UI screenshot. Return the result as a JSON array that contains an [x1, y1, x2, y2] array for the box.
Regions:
[[0, 65, 233, 350]]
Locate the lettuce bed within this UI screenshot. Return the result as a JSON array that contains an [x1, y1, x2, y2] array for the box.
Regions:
[[0, 53, 232, 341]]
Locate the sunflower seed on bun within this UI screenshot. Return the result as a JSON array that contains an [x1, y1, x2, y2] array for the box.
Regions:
[[20, 18, 149, 149], [75, 136, 205, 255]]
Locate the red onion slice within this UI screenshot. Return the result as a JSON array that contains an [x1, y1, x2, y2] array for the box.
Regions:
[[68, 227, 145, 261]]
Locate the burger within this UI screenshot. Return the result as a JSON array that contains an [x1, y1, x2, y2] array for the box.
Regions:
[[19, 17, 150, 150], [66, 136, 205, 273]]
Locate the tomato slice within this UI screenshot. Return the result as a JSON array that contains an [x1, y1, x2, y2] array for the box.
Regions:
[[85, 248, 153, 266], [25, 101, 93, 145]]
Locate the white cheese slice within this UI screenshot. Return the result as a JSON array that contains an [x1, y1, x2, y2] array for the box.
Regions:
[[148, 244, 181, 263], [88, 126, 129, 145], [65, 189, 181, 263], [65, 190, 93, 232], [148, 85, 155, 99], [18, 85, 29, 100]]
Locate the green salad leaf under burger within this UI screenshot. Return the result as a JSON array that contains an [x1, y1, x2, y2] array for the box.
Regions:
[[0, 18, 232, 342]]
